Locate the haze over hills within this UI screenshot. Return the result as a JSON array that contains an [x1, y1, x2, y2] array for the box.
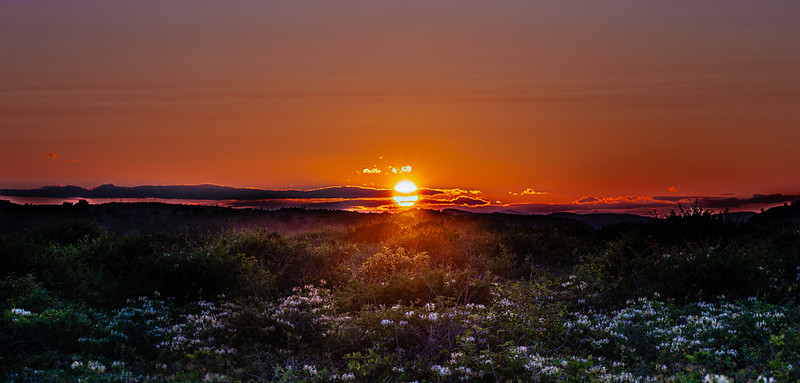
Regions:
[[1, 198, 797, 236], [2, 184, 799, 215]]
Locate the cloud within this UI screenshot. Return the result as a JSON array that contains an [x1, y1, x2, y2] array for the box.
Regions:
[[2, 183, 796, 215], [358, 162, 412, 176], [651, 195, 687, 202], [389, 165, 412, 174], [509, 188, 546, 196], [667, 185, 679, 193], [699, 194, 800, 209], [449, 196, 490, 206], [419, 195, 490, 207], [651, 194, 800, 209], [419, 188, 481, 198], [358, 167, 382, 174], [41, 152, 58, 160], [0, 184, 392, 200]]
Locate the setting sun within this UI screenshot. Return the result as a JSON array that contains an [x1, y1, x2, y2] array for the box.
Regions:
[[393, 180, 419, 207], [394, 180, 417, 194]]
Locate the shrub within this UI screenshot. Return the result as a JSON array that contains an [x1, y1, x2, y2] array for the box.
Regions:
[[356, 247, 429, 283]]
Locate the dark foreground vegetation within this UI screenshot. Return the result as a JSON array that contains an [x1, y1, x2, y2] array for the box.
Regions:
[[1, 201, 800, 382]]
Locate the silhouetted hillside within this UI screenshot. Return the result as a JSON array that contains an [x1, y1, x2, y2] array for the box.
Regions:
[[746, 200, 800, 227], [0, 184, 391, 200]]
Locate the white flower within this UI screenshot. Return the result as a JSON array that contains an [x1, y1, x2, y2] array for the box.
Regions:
[[71, 361, 83, 369], [704, 373, 731, 383], [10, 308, 31, 316], [541, 366, 560, 376], [431, 365, 451, 376], [87, 360, 106, 373], [303, 364, 318, 375], [380, 319, 392, 326]]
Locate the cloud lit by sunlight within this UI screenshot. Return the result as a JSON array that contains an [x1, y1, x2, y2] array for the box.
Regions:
[[359, 167, 382, 174], [358, 161, 412, 176], [390, 165, 412, 174], [421, 188, 482, 198], [42, 152, 58, 160], [509, 188, 546, 196], [575, 196, 653, 204]]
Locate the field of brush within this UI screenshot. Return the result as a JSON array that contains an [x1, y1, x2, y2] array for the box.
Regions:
[[1, 203, 799, 382]]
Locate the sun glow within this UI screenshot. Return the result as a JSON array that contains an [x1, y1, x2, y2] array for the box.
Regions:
[[394, 180, 417, 194], [393, 180, 418, 207], [393, 195, 419, 207]]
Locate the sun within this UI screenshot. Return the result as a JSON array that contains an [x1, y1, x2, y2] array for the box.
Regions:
[[393, 180, 419, 207], [394, 180, 417, 194]]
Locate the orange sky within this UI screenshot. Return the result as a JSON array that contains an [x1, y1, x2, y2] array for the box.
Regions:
[[1, 1, 799, 211]]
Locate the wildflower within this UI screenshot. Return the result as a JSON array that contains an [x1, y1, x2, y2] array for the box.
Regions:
[[541, 366, 560, 376], [704, 373, 731, 383], [71, 361, 83, 369], [380, 319, 392, 326], [10, 308, 32, 316], [87, 361, 106, 373], [431, 365, 451, 376]]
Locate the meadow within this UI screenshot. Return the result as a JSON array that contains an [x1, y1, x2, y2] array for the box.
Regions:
[[1, 202, 799, 382]]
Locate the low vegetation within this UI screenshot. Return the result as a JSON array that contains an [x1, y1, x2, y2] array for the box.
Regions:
[[1, 204, 799, 382]]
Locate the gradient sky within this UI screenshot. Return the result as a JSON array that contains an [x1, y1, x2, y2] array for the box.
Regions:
[[1, 0, 799, 211]]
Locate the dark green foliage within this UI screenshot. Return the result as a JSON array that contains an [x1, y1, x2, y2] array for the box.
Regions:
[[0, 274, 92, 376], [1, 204, 799, 381], [574, 206, 796, 306]]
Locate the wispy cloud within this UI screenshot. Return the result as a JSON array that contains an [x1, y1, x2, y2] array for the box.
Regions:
[[358, 167, 382, 174], [0, 184, 392, 201], [509, 188, 546, 196], [445, 196, 490, 206], [389, 165, 412, 174], [699, 194, 800, 209], [357, 159, 412, 176], [420, 188, 481, 198], [41, 152, 58, 160]]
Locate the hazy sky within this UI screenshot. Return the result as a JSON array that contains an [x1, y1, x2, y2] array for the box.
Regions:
[[2, 0, 799, 208]]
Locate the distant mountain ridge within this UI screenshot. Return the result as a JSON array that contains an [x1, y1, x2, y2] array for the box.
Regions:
[[746, 202, 800, 227], [0, 184, 392, 200]]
